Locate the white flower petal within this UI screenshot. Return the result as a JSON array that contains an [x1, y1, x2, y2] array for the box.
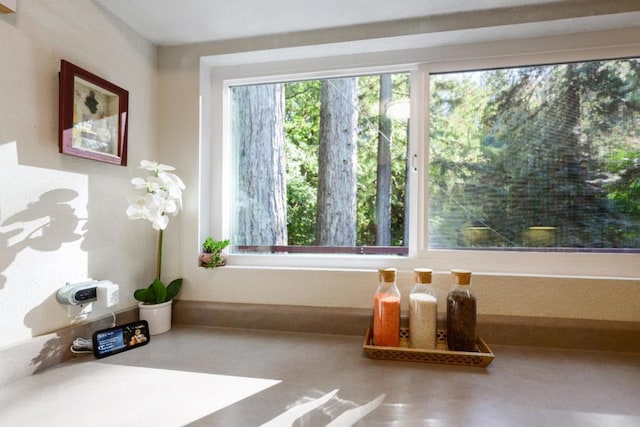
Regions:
[[155, 163, 175, 172], [126, 205, 141, 219], [139, 160, 157, 171], [139, 160, 175, 172], [152, 214, 170, 230], [164, 172, 185, 190], [167, 185, 182, 200], [162, 200, 178, 214], [146, 178, 163, 193], [126, 203, 150, 220], [131, 177, 147, 189]]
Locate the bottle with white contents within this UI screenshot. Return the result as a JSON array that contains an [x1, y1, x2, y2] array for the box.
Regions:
[[409, 268, 437, 350]]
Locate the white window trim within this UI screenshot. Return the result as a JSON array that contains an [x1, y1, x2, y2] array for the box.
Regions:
[[201, 33, 640, 278]]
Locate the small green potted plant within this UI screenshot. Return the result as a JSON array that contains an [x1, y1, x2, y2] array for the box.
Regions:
[[200, 237, 230, 269]]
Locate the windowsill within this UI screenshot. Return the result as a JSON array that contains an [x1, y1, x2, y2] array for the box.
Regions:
[[221, 249, 640, 279]]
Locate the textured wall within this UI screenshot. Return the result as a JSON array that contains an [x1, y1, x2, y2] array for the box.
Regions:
[[157, 24, 640, 323], [0, 0, 157, 348]]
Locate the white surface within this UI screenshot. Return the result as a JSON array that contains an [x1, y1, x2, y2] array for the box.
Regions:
[[0, 362, 280, 426], [95, 0, 546, 45], [95, 0, 640, 46], [138, 301, 172, 335]]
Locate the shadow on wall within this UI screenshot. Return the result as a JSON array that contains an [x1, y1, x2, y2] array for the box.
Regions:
[[19, 308, 132, 381], [0, 188, 83, 288], [28, 333, 68, 376], [0, 330, 69, 387]]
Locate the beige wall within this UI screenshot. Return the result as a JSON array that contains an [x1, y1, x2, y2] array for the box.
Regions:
[[1, 2, 639, 351], [157, 28, 640, 324], [0, 0, 157, 348]]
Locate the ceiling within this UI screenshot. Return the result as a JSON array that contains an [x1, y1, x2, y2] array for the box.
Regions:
[[95, 0, 640, 47]]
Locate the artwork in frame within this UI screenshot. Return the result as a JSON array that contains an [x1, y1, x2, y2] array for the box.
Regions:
[[58, 60, 128, 166]]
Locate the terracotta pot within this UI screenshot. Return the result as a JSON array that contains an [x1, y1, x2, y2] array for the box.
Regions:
[[199, 252, 226, 268]]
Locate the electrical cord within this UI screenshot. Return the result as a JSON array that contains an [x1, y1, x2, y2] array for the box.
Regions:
[[107, 310, 116, 327], [70, 337, 93, 354], [69, 311, 117, 355]]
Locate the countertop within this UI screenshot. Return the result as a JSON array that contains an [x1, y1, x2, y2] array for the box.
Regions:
[[2, 325, 640, 426]]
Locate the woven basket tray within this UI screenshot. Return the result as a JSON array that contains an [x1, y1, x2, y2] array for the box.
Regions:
[[363, 327, 494, 368]]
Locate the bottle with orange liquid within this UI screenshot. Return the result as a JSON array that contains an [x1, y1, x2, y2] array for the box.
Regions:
[[373, 268, 401, 347]]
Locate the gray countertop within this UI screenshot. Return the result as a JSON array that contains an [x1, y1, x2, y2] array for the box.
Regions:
[[2, 325, 640, 426]]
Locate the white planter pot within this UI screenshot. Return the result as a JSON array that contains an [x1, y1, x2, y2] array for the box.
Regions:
[[138, 300, 173, 335]]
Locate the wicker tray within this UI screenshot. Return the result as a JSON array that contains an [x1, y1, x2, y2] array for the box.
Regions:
[[363, 327, 494, 368]]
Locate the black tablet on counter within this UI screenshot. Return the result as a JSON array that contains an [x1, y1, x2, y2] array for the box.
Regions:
[[92, 320, 150, 359]]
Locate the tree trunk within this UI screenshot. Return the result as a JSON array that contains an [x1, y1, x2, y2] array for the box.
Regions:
[[376, 74, 392, 245], [232, 84, 287, 246], [316, 78, 358, 246]]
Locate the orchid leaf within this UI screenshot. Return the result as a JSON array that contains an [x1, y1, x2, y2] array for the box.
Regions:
[[133, 277, 182, 304], [150, 278, 167, 304], [133, 285, 156, 303], [165, 278, 183, 302]]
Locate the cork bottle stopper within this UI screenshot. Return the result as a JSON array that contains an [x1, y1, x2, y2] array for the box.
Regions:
[[413, 268, 433, 284], [378, 268, 397, 283], [451, 269, 472, 285]]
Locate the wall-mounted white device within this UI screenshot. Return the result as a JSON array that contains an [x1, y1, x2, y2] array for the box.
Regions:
[[56, 280, 118, 307]]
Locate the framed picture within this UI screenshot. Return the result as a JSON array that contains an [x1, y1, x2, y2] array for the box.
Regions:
[[58, 60, 128, 166]]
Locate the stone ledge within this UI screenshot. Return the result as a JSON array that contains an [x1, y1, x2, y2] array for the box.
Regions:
[[173, 300, 371, 336], [174, 300, 640, 353], [478, 315, 640, 353]]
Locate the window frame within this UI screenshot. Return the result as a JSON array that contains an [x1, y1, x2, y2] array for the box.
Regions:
[[202, 43, 640, 278], [220, 64, 423, 264]]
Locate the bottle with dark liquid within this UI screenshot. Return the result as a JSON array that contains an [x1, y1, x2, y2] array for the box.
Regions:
[[446, 269, 477, 352]]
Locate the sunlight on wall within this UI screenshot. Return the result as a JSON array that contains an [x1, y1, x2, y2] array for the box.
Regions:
[[0, 141, 89, 346]]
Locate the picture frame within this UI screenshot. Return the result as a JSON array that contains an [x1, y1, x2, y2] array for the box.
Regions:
[[58, 60, 128, 166]]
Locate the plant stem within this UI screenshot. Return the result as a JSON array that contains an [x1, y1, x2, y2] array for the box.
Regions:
[[156, 229, 163, 281]]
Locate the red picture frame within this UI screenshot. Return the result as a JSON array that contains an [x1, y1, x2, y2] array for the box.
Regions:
[[58, 60, 128, 166]]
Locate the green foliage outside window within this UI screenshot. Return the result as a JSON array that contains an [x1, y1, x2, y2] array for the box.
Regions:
[[429, 58, 640, 249]]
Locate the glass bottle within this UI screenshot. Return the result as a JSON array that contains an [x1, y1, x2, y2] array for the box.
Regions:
[[409, 268, 437, 350], [373, 268, 401, 347], [446, 269, 477, 352]]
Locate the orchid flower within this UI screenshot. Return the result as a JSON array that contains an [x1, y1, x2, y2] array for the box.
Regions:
[[126, 160, 185, 281]]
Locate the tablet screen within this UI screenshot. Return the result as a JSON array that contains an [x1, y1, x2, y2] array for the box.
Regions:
[[92, 320, 150, 359]]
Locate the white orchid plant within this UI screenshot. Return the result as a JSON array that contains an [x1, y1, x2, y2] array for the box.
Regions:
[[127, 160, 185, 304]]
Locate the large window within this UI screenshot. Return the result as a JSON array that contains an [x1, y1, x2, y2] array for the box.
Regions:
[[429, 58, 640, 252], [210, 46, 640, 275], [229, 72, 411, 255]]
